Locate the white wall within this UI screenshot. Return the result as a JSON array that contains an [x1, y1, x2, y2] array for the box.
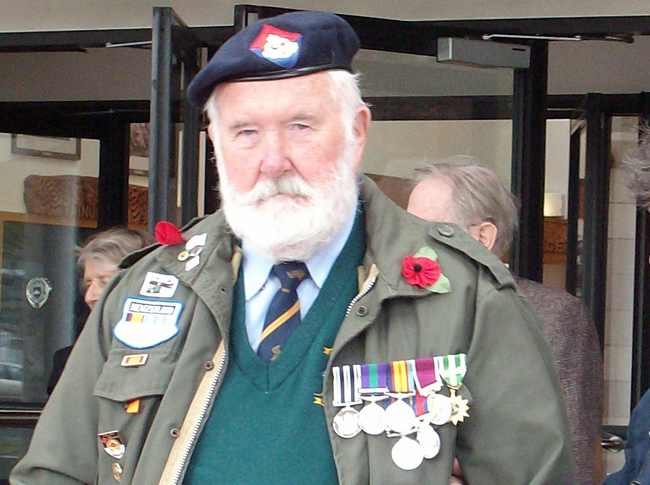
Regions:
[[363, 120, 512, 183], [1, 1, 649, 32], [545, 119, 571, 218], [0, 134, 100, 214], [603, 121, 638, 473]]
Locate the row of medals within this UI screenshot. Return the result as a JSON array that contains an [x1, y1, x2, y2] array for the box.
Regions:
[[332, 385, 465, 471]]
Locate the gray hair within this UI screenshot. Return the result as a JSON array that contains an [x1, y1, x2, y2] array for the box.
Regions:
[[413, 161, 520, 257], [77, 228, 156, 271], [623, 125, 650, 208]]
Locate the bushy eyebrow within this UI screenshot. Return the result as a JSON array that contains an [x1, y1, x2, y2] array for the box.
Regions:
[[289, 113, 317, 123], [224, 112, 319, 132], [225, 121, 253, 132]]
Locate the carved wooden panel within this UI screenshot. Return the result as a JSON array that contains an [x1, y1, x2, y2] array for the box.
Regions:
[[128, 185, 148, 227], [543, 217, 568, 265], [23, 175, 147, 227]]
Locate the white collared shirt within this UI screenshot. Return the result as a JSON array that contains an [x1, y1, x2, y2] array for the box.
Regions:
[[242, 212, 356, 352]]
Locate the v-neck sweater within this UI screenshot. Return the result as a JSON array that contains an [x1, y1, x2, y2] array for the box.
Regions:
[[185, 211, 366, 484]]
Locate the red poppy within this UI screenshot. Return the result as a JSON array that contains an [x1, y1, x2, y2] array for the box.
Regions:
[[154, 221, 185, 245], [402, 255, 441, 288]]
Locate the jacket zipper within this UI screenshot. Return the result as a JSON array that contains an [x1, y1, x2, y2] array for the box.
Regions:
[[345, 264, 379, 316], [170, 345, 227, 485]]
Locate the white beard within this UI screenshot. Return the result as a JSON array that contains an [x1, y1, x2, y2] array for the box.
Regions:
[[217, 147, 360, 262]]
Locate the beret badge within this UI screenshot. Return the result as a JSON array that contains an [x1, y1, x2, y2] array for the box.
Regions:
[[250, 24, 302, 69]]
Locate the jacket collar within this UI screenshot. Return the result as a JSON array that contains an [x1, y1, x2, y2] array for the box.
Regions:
[[359, 175, 435, 299]]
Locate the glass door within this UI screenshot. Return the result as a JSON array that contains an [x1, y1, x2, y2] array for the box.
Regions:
[[356, 48, 515, 210], [0, 101, 149, 478], [194, 5, 541, 276], [0, 131, 100, 476]]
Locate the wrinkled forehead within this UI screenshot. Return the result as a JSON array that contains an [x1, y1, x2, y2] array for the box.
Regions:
[[83, 258, 118, 277], [211, 72, 341, 127]]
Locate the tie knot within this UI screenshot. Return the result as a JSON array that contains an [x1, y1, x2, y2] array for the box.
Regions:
[[272, 262, 309, 291]]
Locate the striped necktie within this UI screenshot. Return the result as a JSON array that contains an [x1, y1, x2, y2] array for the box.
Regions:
[[257, 262, 310, 362]]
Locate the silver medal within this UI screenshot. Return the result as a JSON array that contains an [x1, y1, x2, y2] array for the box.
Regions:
[[427, 394, 453, 426], [391, 436, 424, 471], [359, 397, 386, 435], [333, 406, 361, 439], [331, 365, 363, 438], [385, 398, 416, 434], [416, 423, 441, 459]]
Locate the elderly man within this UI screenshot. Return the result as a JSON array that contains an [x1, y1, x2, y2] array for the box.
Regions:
[[11, 11, 574, 484], [407, 161, 603, 484]]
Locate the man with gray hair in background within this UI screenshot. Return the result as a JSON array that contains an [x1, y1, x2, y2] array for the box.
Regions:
[[407, 161, 603, 484]]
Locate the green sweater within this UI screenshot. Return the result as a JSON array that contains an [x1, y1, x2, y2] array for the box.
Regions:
[[185, 212, 366, 484]]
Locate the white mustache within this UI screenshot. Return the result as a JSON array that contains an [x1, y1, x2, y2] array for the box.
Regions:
[[239, 176, 315, 205]]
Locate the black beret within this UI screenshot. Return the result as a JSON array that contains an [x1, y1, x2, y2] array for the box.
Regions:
[[186, 11, 360, 108]]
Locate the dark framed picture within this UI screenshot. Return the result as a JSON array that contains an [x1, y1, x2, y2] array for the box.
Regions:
[[129, 123, 150, 178], [11, 135, 81, 161], [129, 123, 150, 158]]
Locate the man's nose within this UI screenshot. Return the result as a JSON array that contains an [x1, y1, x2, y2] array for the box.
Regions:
[[85, 283, 101, 308], [259, 131, 292, 176]]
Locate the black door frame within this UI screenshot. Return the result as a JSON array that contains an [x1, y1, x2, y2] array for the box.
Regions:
[[2, 8, 650, 355], [149, 7, 202, 230], [2, 10, 650, 274], [549, 92, 650, 410]]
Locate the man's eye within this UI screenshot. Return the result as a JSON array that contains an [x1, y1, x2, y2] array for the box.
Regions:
[[292, 123, 310, 131], [237, 129, 257, 137]]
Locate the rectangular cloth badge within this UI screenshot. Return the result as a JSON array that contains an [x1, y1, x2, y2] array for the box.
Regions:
[[120, 354, 148, 367]]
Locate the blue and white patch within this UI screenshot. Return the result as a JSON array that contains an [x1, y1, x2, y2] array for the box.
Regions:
[[114, 297, 183, 349], [139, 272, 179, 298]]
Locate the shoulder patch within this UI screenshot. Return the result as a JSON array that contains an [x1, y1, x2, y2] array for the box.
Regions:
[[428, 223, 516, 290], [114, 297, 183, 349], [139, 272, 179, 298]]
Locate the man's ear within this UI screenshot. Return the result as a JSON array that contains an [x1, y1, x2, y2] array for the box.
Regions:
[[351, 106, 371, 169], [474, 221, 498, 252], [207, 123, 218, 146]]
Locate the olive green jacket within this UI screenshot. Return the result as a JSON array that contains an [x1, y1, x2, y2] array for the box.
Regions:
[[11, 177, 575, 484]]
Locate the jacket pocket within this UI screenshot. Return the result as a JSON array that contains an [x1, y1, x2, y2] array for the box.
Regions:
[[94, 347, 179, 402]]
